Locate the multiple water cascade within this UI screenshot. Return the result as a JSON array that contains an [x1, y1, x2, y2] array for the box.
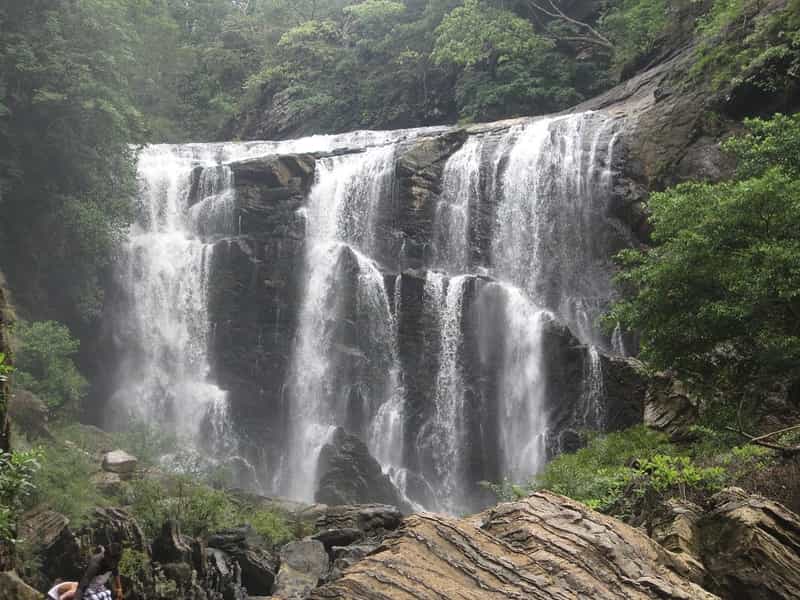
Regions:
[[112, 112, 631, 510], [111, 146, 235, 455]]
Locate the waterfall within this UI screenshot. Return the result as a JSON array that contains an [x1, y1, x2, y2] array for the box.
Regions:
[[111, 145, 234, 456], [282, 146, 406, 501], [108, 114, 629, 510]]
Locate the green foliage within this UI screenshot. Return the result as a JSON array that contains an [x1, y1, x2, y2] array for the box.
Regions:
[[118, 548, 150, 580], [0, 449, 41, 542], [533, 426, 675, 511], [431, 0, 576, 120], [114, 421, 180, 468], [0, 0, 142, 325], [599, 0, 670, 69], [692, 0, 800, 92], [249, 507, 295, 546], [637, 454, 726, 496], [609, 113, 800, 378], [0, 352, 11, 378], [27, 444, 104, 524], [484, 426, 733, 516], [129, 476, 294, 544], [13, 321, 87, 412]]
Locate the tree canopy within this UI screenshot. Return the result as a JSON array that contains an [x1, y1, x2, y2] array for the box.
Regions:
[[609, 113, 800, 380]]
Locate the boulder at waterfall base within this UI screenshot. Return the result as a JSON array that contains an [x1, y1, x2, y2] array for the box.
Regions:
[[315, 427, 405, 509], [102, 449, 138, 476]]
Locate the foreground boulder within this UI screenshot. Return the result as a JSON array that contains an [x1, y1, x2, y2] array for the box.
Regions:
[[0, 571, 40, 600], [272, 539, 329, 599], [700, 488, 800, 600], [311, 491, 718, 599], [315, 428, 404, 509]]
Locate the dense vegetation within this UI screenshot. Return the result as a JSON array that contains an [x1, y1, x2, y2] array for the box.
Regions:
[[610, 113, 800, 383]]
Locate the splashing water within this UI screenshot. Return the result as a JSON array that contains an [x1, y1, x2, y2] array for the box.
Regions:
[[111, 146, 234, 456]]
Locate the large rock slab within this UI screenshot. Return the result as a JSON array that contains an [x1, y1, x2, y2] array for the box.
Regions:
[[272, 539, 329, 599], [314, 504, 403, 541], [700, 487, 800, 600], [311, 491, 718, 599]]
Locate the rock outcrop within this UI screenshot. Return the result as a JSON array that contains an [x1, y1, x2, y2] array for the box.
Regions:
[[208, 526, 279, 595], [102, 449, 139, 477], [645, 373, 701, 441], [699, 488, 800, 600], [315, 428, 404, 509], [312, 491, 718, 599], [272, 539, 329, 599], [0, 571, 41, 600], [7, 390, 51, 440]]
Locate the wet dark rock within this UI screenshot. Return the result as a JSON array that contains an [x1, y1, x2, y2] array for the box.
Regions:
[[327, 544, 378, 582], [311, 528, 363, 551], [206, 547, 247, 600], [152, 520, 193, 565], [600, 354, 648, 431], [315, 428, 404, 509], [208, 526, 278, 595], [394, 130, 468, 270]]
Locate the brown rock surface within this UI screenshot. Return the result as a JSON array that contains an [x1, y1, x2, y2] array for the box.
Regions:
[[700, 488, 800, 600], [311, 491, 718, 599], [0, 571, 41, 600]]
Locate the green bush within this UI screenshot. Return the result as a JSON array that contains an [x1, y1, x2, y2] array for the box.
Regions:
[[27, 444, 103, 524], [0, 449, 41, 542], [115, 421, 179, 468], [14, 320, 87, 412], [129, 476, 295, 544], [485, 426, 731, 515], [534, 426, 675, 510], [118, 548, 150, 580], [249, 508, 294, 547], [608, 113, 800, 380]]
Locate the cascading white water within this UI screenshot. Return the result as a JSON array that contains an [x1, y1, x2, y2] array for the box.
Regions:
[[422, 272, 470, 513], [493, 285, 551, 480], [433, 137, 483, 273], [112, 146, 234, 454], [283, 146, 406, 501], [482, 112, 623, 474]]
